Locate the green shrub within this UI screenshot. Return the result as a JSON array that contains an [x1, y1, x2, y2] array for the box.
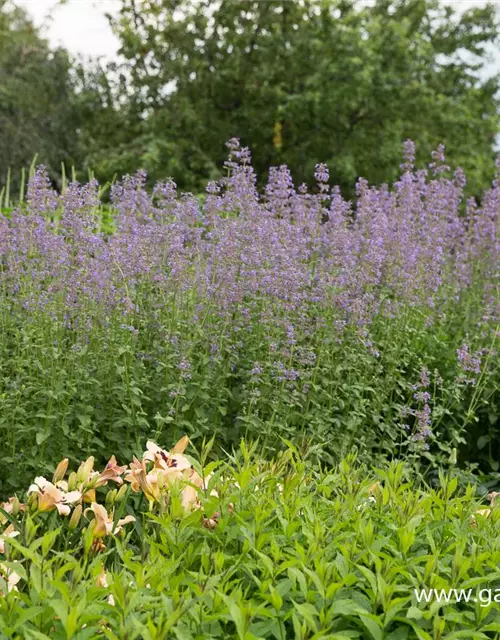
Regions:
[[1, 444, 500, 639]]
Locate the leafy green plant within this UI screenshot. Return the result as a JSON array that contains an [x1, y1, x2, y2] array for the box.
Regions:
[[1, 444, 500, 639]]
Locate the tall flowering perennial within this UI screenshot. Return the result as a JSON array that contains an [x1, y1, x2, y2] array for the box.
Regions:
[[2, 140, 500, 478], [457, 343, 482, 382], [401, 367, 434, 447], [2, 140, 500, 330]]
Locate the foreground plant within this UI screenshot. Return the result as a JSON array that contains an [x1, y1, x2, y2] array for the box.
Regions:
[[0, 436, 219, 576], [0, 449, 500, 638]]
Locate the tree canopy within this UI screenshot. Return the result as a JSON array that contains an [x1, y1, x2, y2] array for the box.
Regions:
[[0, 0, 499, 198], [105, 0, 500, 196], [0, 1, 127, 195], [0, 1, 81, 191]]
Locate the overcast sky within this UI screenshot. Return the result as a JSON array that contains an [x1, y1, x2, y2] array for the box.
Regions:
[[14, 0, 500, 67], [17, 0, 121, 60]]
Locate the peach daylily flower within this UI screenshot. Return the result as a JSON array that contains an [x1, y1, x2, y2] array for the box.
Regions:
[[0, 525, 19, 554], [0, 498, 24, 525], [124, 458, 166, 502], [82, 489, 96, 504], [124, 456, 146, 493], [202, 513, 220, 529], [471, 491, 500, 525], [96, 564, 115, 605], [144, 441, 192, 475], [125, 436, 224, 526], [0, 563, 21, 593], [368, 482, 381, 496], [135, 469, 164, 503], [85, 503, 135, 538], [96, 564, 109, 588], [125, 436, 194, 502], [470, 508, 491, 525], [180, 470, 217, 510], [28, 477, 81, 516], [95, 456, 127, 487]]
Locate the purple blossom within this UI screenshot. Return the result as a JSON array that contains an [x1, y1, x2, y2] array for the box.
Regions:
[[178, 359, 191, 372], [2, 141, 500, 406], [412, 404, 432, 442], [457, 344, 481, 375], [400, 139, 416, 173], [414, 391, 431, 403], [251, 363, 264, 376]]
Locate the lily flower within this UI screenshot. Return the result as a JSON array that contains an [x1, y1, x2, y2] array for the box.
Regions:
[[138, 437, 190, 469], [0, 525, 19, 554], [125, 455, 179, 503], [27, 477, 81, 516], [471, 491, 500, 525], [180, 469, 217, 510], [0, 563, 21, 593], [0, 498, 24, 524], [95, 455, 127, 487], [76, 457, 95, 484], [53, 458, 69, 484], [96, 564, 109, 588], [85, 502, 135, 538], [124, 456, 146, 493]]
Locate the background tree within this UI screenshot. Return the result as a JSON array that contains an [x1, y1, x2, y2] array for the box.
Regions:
[[108, 0, 500, 196], [0, 0, 79, 192], [0, 0, 127, 197]]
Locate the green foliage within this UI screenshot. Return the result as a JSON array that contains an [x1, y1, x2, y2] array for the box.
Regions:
[[0, 1, 78, 191], [0, 2, 126, 196], [2, 451, 500, 638], [105, 0, 500, 196], [1, 259, 499, 492]]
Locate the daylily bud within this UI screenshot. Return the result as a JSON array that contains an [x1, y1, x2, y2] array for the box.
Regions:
[[96, 564, 109, 588], [68, 472, 78, 491], [105, 490, 117, 507], [53, 459, 69, 484], [69, 504, 82, 530], [86, 474, 100, 490], [115, 485, 128, 503], [367, 481, 380, 496], [77, 457, 95, 483], [27, 493, 38, 511], [172, 435, 189, 454], [11, 498, 22, 516]]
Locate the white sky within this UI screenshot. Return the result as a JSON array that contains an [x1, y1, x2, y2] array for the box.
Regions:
[[13, 0, 500, 67], [16, 0, 121, 60]]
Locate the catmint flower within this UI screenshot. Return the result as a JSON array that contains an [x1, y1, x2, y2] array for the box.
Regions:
[[430, 144, 450, 175], [251, 363, 263, 376], [178, 359, 191, 372], [414, 391, 431, 403], [412, 404, 432, 441], [413, 368, 430, 391], [457, 344, 481, 375], [400, 139, 416, 172]]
